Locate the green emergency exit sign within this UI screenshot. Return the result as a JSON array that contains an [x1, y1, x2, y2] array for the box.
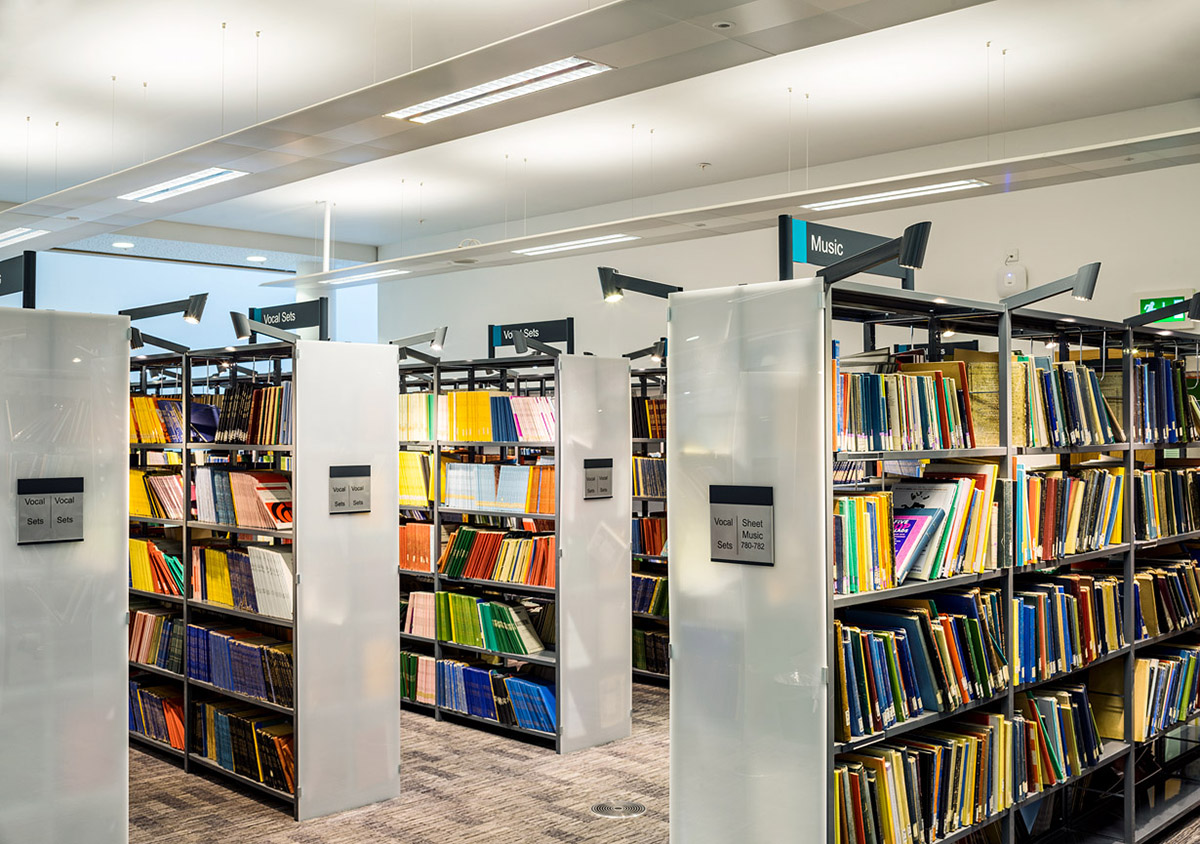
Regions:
[[1141, 296, 1186, 324]]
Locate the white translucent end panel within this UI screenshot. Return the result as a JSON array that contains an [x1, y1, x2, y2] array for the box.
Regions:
[[293, 340, 401, 820], [0, 307, 129, 844], [667, 279, 828, 844], [558, 355, 633, 753]]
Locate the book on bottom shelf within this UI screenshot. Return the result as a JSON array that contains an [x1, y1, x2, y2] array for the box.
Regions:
[[129, 674, 185, 750], [191, 699, 295, 793]]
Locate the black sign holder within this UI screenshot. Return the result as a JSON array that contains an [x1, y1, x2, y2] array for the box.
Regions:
[[249, 298, 329, 342], [777, 215, 914, 290], [0, 251, 37, 308], [487, 318, 575, 358]]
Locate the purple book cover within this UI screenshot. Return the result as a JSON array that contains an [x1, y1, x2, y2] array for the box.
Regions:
[[894, 507, 945, 583]]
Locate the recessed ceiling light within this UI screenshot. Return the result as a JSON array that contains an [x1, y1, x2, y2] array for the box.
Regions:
[[451, 258, 479, 265], [118, 167, 249, 203], [112, 241, 135, 249], [71, 357, 82, 363], [512, 233, 640, 257], [385, 56, 612, 124], [712, 21, 735, 29], [801, 179, 988, 211], [319, 268, 410, 285], [246, 255, 268, 263], [0, 227, 51, 248]]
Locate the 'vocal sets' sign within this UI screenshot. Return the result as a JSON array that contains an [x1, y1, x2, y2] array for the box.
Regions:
[[329, 465, 372, 515], [17, 477, 84, 545], [709, 485, 774, 566]]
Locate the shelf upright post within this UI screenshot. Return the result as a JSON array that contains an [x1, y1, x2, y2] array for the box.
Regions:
[[432, 359, 443, 722], [998, 307, 1015, 844], [182, 352, 193, 774], [554, 355, 564, 752], [825, 289, 837, 844], [1122, 324, 1137, 844]]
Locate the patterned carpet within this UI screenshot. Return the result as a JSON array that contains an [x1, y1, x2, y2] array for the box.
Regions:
[[130, 685, 669, 844]]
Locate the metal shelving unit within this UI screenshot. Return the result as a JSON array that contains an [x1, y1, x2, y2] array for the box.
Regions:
[[397, 354, 632, 753], [630, 365, 669, 687], [127, 341, 402, 821]]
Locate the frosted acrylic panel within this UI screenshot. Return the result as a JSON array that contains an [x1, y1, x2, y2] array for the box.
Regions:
[[558, 355, 633, 753], [668, 279, 828, 844], [293, 339, 402, 820], [0, 307, 129, 844]]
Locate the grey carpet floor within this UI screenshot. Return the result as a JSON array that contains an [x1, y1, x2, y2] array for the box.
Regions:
[[130, 685, 669, 844]]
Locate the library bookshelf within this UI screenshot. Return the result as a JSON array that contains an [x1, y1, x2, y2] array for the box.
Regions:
[[127, 340, 401, 821], [630, 365, 669, 684], [0, 309, 130, 844], [397, 353, 632, 753], [669, 276, 1200, 844]]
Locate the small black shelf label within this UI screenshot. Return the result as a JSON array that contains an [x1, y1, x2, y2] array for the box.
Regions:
[[709, 485, 773, 566], [583, 458, 614, 500], [329, 465, 371, 514], [16, 477, 84, 545]]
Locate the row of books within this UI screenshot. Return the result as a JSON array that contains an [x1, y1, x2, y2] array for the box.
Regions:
[[205, 382, 293, 445], [835, 587, 1008, 740], [1133, 467, 1200, 541], [398, 392, 441, 442], [129, 537, 185, 596], [191, 545, 295, 620], [129, 605, 185, 675], [1015, 467, 1124, 565], [632, 515, 666, 556], [633, 629, 669, 675], [632, 396, 666, 439], [1020, 358, 1123, 449], [435, 592, 547, 656], [1127, 357, 1200, 445], [401, 650, 436, 705], [441, 462, 555, 514], [130, 469, 186, 520], [1092, 648, 1200, 742], [437, 526, 556, 587], [835, 365, 976, 453], [632, 456, 665, 498], [194, 468, 293, 530], [400, 522, 436, 572], [1137, 560, 1200, 639], [192, 699, 295, 794], [186, 623, 294, 708], [445, 391, 557, 442], [836, 688, 1107, 844], [130, 396, 185, 444], [399, 451, 432, 508], [437, 659, 558, 733], [632, 573, 667, 617], [834, 464, 998, 594], [1012, 575, 1124, 686], [129, 675, 185, 750]]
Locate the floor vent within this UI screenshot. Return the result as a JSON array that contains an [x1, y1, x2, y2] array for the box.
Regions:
[[590, 801, 647, 819]]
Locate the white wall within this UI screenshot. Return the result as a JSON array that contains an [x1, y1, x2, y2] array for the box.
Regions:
[[379, 161, 1200, 359]]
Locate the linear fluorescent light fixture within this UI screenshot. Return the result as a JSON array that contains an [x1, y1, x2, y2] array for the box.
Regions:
[[319, 268, 411, 285], [118, 167, 249, 203], [386, 56, 613, 124], [0, 227, 50, 248], [513, 234, 640, 257], [801, 179, 988, 212]]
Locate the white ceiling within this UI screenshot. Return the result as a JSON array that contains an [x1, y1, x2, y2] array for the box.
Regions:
[[3, 0, 1198, 271], [166, 0, 1200, 250]]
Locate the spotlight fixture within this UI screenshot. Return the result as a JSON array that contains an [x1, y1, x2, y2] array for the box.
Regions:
[[999, 262, 1102, 310], [319, 268, 410, 285], [800, 180, 987, 212], [129, 327, 189, 355], [385, 57, 612, 124], [119, 293, 208, 325], [112, 241, 135, 249], [598, 267, 682, 302], [389, 327, 449, 364], [1125, 293, 1200, 327], [513, 331, 562, 357], [0, 227, 50, 248], [624, 338, 667, 363], [118, 168, 248, 203], [246, 255, 268, 263], [816, 222, 932, 286], [230, 311, 299, 344]]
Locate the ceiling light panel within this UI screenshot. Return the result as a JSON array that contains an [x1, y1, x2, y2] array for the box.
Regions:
[[320, 269, 411, 284], [385, 57, 612, 124], [512, 233, 640, 256], [800, 179, 988, 211], [0, 227, 50, 248], [118, 168, 249, 204]]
